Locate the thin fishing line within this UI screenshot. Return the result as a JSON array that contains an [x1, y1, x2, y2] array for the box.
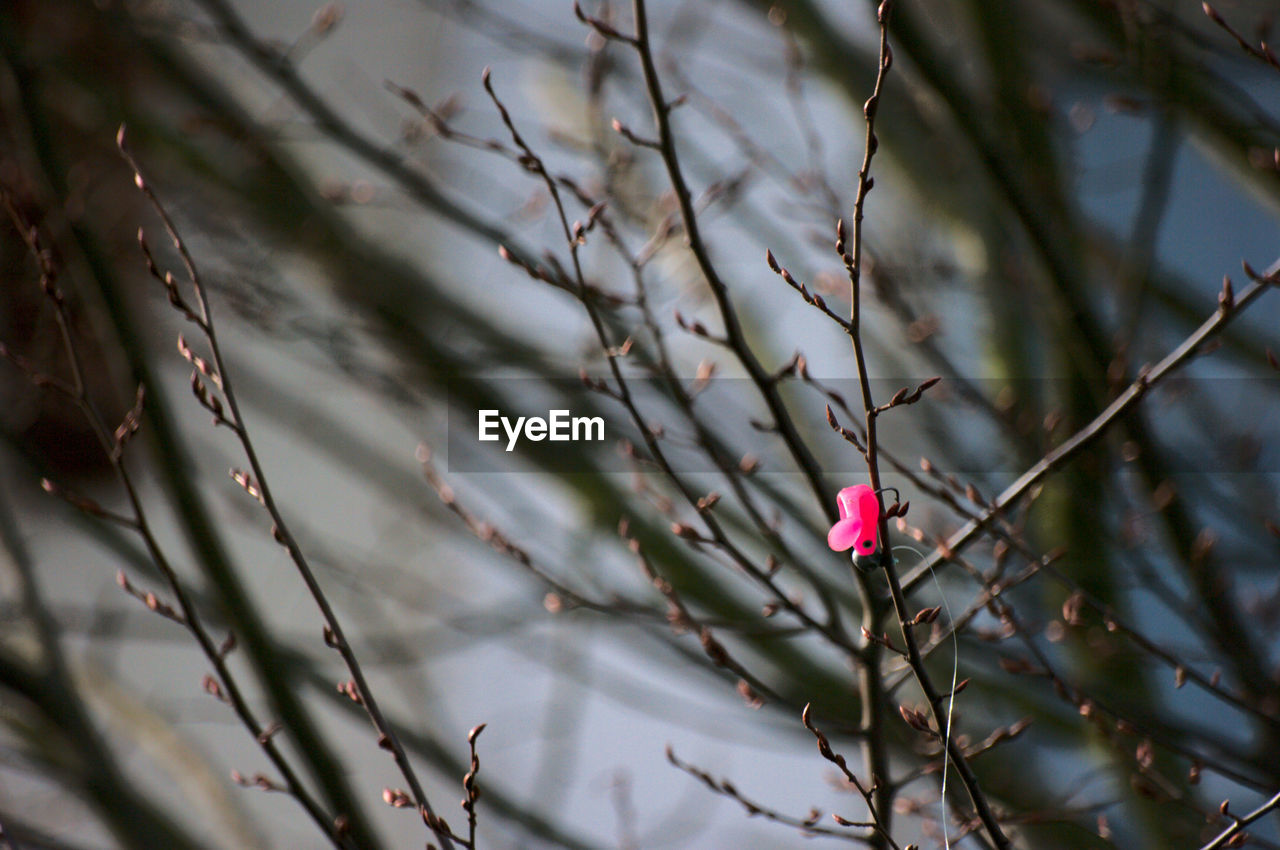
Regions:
[[894, 544, 958, 850]]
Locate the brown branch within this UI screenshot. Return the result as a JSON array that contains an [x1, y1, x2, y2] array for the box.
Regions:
[[927, 540, 1279, 802], [623, 4, 897, 844], [480, 65, 858, 657], [901, 257, 1280, 596], [1199, 788, 1280, 850], [627, 528, 779, 707], [188, 0, 530, 263], [463, 723, 485, 849], [879, 442, 1280, 734], [665, 746, 872, 844], [398, 76, 853, 639], [766, 249, 855, 333], [115, 134, 459, 850], [629, 0, 835, 525], [418, 446, 691, 627], [0, 188, 349, 848], [802, 705, 901, 850], [835, 3, 1011, 846], [1202, 3, 1280, 72]]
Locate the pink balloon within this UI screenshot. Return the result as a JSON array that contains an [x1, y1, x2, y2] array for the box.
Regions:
[[827, 484, 881, 556]]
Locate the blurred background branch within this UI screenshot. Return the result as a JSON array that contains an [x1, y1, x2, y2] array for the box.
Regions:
[[1, 1, 1278, 848]]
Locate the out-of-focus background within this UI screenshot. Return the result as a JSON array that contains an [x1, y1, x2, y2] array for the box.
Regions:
[[1, 1, 1279, 848]]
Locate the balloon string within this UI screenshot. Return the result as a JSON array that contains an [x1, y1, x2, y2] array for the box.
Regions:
[[893, 544, 958, 850]]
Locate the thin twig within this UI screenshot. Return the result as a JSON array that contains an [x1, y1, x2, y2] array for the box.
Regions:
[[481, 66, 858, 657], [665, 746, 872, 843], [901, 257, 1280, 595], [838, 3, 1010, 847], [464, 723, 485, 849], [628, 0, 835, 524], [116, 133, 460, 850], [801, 705, 902, 849], [188, 0, 532, 264], [1201, 3, 1280, 72], [1198, 787, 1280, 850], [0, 189, 350, 848]]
